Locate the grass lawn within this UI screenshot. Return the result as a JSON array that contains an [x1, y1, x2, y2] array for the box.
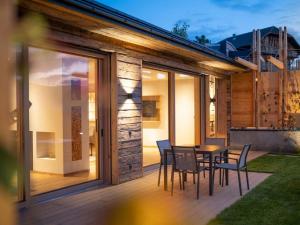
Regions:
[[207, 154, 300, 225]]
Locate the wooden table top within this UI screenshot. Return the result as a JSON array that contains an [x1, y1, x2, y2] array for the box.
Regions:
[[164, 145, 228, 155]]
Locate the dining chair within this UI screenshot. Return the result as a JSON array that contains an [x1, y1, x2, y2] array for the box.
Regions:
[[156, 140, 172, 186], [171, 146, 205, 199], [213, 144, 251, 196]]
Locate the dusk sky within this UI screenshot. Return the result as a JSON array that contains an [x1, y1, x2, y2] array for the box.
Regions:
[[98, 0, 300, 44]]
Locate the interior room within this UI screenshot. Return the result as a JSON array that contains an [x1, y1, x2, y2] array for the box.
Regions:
[[28, 47, 98, 195], [175, 73, 197, 146], [142, 68, 169, 167]]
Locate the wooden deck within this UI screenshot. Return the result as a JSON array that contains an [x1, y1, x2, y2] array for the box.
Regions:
[[19, 151, 269, 225]]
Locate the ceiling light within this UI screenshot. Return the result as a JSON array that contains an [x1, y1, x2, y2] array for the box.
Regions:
[[179, 74, 188, 78], [142, 70, 151, 74], [157, 73, 166, 79]]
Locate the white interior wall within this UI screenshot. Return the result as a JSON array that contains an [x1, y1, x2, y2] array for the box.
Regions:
[[175, 78, 195, 145], [29, 48, 90, 175], [142, 79, 168, 147]]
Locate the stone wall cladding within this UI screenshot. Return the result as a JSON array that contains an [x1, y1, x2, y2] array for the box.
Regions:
[[116, 54, 143, 183]]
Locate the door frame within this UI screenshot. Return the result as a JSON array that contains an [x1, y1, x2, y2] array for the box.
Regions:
[[17, 42, 111, 207]]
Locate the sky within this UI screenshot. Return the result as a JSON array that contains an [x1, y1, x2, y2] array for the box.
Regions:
[[97, 0, 300, 43]]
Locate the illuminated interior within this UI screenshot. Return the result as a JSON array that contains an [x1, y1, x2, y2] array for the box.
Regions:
[[28, 47, 98, 195], [175, 73, 196, 145], [142, 68, 169, 166], [208, 75, 216, 137]]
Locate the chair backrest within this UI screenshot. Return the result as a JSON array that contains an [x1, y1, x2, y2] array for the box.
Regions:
[[205, 137, 226, 146], [171, 146, 198, 171], [156, 140, 171, 156], [238, 144, 251, 168]]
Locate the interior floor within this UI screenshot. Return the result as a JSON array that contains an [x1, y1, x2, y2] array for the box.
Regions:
[[30, 156, 97, 196], [143, 146, 160, 167]]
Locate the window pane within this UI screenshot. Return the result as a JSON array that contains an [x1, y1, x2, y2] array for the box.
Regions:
[[175, 74, 195, 145], [28, 47, 98, 195], [142, 68, 168, 166], [208, 75, 216, 137]]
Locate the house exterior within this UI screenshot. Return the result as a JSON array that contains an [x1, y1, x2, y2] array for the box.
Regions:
[[13, 0, 246, 206], [218, 26, 300, 71], [223, 28, 300, 152]]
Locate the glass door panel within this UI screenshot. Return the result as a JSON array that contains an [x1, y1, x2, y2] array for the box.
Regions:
[[28, 47, 98, 195], [175, 74, 196, 145], [142, 68, 169, 166]]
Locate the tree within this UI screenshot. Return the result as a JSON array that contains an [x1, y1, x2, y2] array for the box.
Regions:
[[171, 20, 190, 39], [194, 35, 210, 45]]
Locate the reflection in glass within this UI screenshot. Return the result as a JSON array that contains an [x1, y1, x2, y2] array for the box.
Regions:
[[28, 47, 98, 195], [175, 74, 195, 145], [142, 68, 168, 166], [209, 75, 216, 137]]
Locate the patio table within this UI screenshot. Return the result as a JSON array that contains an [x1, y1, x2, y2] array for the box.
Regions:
[[163, 145, 229, 196]]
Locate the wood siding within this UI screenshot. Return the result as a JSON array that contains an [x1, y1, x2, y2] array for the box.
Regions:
[[231, 73, 254, 127]]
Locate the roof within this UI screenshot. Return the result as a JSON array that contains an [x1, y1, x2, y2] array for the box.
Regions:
[[219, 26, 300, 50], [46, 0, 243, 69]]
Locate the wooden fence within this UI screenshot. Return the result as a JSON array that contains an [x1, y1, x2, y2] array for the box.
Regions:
[[231, 70, 300, 128]]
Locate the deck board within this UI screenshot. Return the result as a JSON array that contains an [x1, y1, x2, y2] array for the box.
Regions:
[[19, 151, 269, 225]]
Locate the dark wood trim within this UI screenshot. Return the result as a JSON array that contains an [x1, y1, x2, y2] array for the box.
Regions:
[[168, 72, 175, 145], [195, 76, 201, 145], [17, 45, 30, 205], [200, 76, 206, 144], [110, 53, 119, 184], [98, 54, 112, 184]]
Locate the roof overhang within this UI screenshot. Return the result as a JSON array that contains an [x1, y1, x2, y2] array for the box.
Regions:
[[20, 0, 245, 72]]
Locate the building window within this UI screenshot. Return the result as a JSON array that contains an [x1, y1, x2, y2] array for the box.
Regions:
[[28, 47, 98, 195], [208, 75, 216, 137]]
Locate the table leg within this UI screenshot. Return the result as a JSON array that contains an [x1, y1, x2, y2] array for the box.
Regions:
[[209, 153, 213, 196], [164, 150, 168, 191], [224, 149, 229, 185]]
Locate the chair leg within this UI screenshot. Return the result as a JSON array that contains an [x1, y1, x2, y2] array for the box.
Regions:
[[193, 172, 196, 184], [171, 169, 175, 196], [171, 166, 174, 181], [221, 168, 225, 187], [182, 172, 185, 190], [158, 164, 162, 186], [197, 172, 200, 200], [237, 169, 242, 196], [203, 163, 206, 178], [245, 167, 250, 190], [219, 168, 222, 185], [212, 167, 216, 193], [179, 171, 182, 190]]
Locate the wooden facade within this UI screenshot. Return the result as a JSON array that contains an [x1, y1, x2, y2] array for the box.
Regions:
[[13, 0, 246, 205]]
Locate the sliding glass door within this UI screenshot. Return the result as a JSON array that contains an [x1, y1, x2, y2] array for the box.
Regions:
[[175, 73, 199, 146], [142, 68, 169, 166], [28, 47, 99, 195]]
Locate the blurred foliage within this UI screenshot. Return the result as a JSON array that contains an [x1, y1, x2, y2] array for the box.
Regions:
[[105, 196, 184, 225], [0, 145, 17, 193], [13, 12, 47, 44]]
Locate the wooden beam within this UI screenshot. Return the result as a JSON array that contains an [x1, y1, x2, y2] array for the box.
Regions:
[[267, 56, 284, 69], [252, 30, 257, 127], [278, 27, 283, 127], [256, 29, 261, 127], [235, 57, 258, 70]]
